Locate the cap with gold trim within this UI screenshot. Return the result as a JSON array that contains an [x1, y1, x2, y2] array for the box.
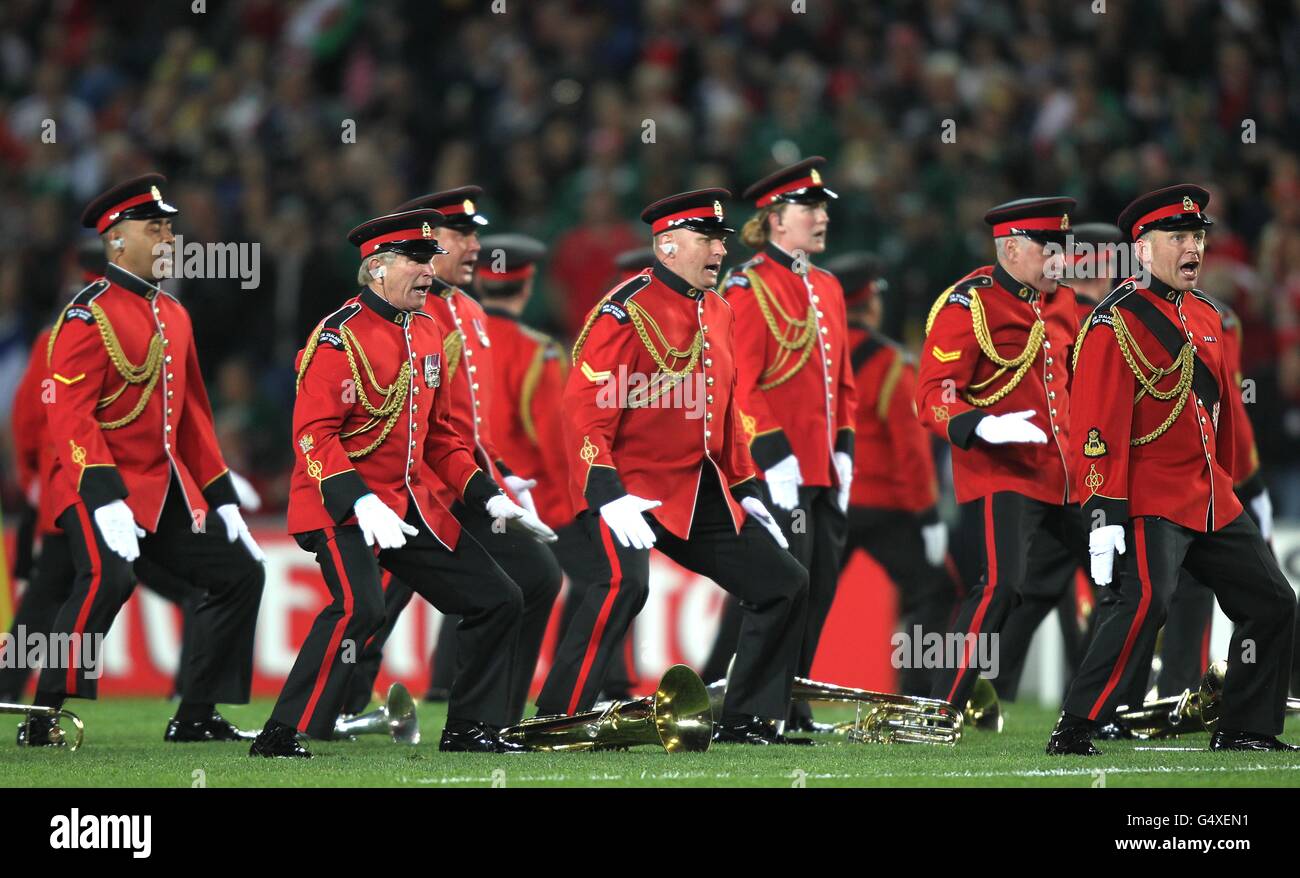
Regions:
[[80, 173, 180, 233], [397, 186, 490, 232], [641, 188, 735, 235], [347, 209, 448, 261], [742, 156, 838, 208], [1117, 184, 1213, 243], [984, 196, 1076, 245]]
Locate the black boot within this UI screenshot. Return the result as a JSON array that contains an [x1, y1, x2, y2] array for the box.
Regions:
[[712, 715, 815, 745], [165, 711, 258, 743], [248, 720, 312, 758], [16, 713, 69, 748], [1209, 729, 1300, 752], [1046, 714, 1100, 755], [439, 720, 523, 753]]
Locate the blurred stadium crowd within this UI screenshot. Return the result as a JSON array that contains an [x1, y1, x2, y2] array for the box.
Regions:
[[0, 0, 1298, 516]]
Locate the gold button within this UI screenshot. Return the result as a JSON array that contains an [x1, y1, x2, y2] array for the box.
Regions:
[[702, 325, 709, 333], [475, 416, 482, 424], [1044, 341, 1051, 349], [820, 326, 828, 334], [1046, 373, 1054, 382], [706, 394, 713, 403], [706, 413, 713, 421], [704, 358, 712, 367], [812, 295, 820, 303], [704, 430, 712, 439], [165, 355, 173, 363], [167, 373, 174, 381], [165, 425, 172, 432], [703, 341, 711, 350], [1051, 409, 1057, 417], [413, 386, 420, 395], [1046, 357, 1053, 365], [823, 343, 831, 351], [163, 338, 170, 346], [411, 440, 417, 447], [466, 349, 473, 357], [472, 382, 479, 390], [817, 310, 825, 318], [469, 366, 476, 373], [167, 390, 174, 398], [1048, 391, 1056, 400], [706, 377, 714, 386]]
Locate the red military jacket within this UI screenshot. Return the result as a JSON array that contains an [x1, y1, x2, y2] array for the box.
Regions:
[[421, 281, 517, 506], [916, 264, 1075, 505], [12, 328, 60, 534], [45, 263, 238, 530], [482, 306, 576, 528], [724, 244, 857, 484], [1072, 275, 1243, 532], [566, 262, 760, 539], [846, 322, 937, 514], [288, 286, 498, 545]]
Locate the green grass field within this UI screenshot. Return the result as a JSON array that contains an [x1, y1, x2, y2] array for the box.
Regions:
[[3, 698, 1300, 788]]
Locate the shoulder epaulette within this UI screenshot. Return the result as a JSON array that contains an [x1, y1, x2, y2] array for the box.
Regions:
[[924, 274, 991, 335], [46, 280, 110, 363], [722, 270, 749, 290], [596, 272, 650, 325], [1190, 289, 1231, 320], [317, 302, 361, 350]]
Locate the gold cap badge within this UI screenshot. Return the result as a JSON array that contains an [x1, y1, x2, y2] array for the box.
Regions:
[[810, 168, 822, 185], [150, 185, 162, 201], [421, 222, 433, 238], [1182, 195, 1196, 211], [1060, 213, 1070, 231], [463, 199, 475, 214], [713, 200, 723, 219]]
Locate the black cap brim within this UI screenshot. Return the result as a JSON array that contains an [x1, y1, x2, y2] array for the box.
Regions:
[[115, 200, 180, 224], [386, 241, 448, 260], [1136, 213, 1214, 237], [774, 185, 838, 205], [675, 218, 735, 235], [442, 214, 490, 232]]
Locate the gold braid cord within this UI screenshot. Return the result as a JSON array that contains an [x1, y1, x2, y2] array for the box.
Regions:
[[90, 302, 164, 430], [294, 321, 410, 459], [962, 290, 1044, 407], [443, 329, 464, 385], [1109, 308, 1194, 445], [746, 269, 817, 390], [625, 301, 702, 406]]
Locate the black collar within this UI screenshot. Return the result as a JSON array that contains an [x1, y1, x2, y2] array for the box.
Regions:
[[993, 263, 1040, 303], [1143, 273, 1183, 302], [481, 304, 518, 322], [359, 285, 410, 325], [432, 277, 460, 299], [106, 263, 162, 299], [652, 260, 704, 300], [763, 243, 806, 275]]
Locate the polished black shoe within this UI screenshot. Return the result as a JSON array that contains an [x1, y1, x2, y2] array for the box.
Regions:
[[166, 711, 258, 743], [1046, 722, 1101, 756], [712, 716, 815, 746], [1209, 729, 1300, 752], [248, 721, 312, 758], [16, 714, 67, 748], [439, 722, 524, 753], [1094, 719, 1135, 741]]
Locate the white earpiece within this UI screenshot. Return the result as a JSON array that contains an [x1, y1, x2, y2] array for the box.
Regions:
[[110, 238, 125, 251], [659, 241, 676, 257], [371, 265, 386, 279]]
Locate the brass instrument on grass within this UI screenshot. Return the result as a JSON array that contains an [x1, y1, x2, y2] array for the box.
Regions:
[[4, 702, 84, 751], [501, 664, 712, 753], [707, 676, 963, 746], [1119, 660, 1300, 738], [964, 676, 1004, 733], [334, 682, 420, 744]]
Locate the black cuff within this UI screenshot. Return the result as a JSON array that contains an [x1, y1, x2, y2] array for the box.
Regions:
[[79, 466, 129, 512], [750, 430, 795, 471], [946, 410, 986, 450], [202, 471, 239, 510], [1234, 471, 1265, 504], [494, 459, 514, 479], [1082, 495, 1129, 531], [463, 470, 503, 510], [834, 428, 855, 458], [729, 477, 762, 504], [321, 470, 371, 523], [583, 466, 627, 512], [916, 505, 940, 527]]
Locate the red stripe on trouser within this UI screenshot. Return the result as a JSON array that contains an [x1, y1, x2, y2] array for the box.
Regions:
[[299, 530, 355, 731], [68, 503, 103, 693], [567, 521, 623, 715], [1089, 519, 1151, 719], [1200, 614, 1212, 674], [947, 499, 998, 704]]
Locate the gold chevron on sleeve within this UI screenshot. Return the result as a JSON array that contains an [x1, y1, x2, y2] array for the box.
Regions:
[[580, 361, 611, 383], [930, 347, 961, 363], [53, 372, 86, 385]]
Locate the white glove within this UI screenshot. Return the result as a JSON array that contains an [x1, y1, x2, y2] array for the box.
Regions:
[[764, 454, 802, 511], [833, 451, 853, 513], [921, 521, 947, 567], [741, 496, 789, 549], [93, 500, 144, 563], [216, 503, 265, 562], [974, 409, 1048, 445], [485, 492, 557, 543], [1088, 524, 1127, 586], [229, 470, 262, 512], [598, 494, 662, 550], [1250, 490, 1273, 542], [353, 493, 418, 550], [503, 474, 538, 516]]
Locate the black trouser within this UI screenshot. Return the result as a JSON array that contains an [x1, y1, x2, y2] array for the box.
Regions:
[[37, 481, 264, 703], [344, 502, 561, 721], [840, 506, 956, 696], [702, 482, 845, 716], [536, 467, 809, 720], [1062, 512, 1295, 736], [552, 521, 637, 697], [994, 526, 1092, 702], [929, 493, 1087, 710], [0, 532, 200, 700], [275, 505, 523, 738]]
